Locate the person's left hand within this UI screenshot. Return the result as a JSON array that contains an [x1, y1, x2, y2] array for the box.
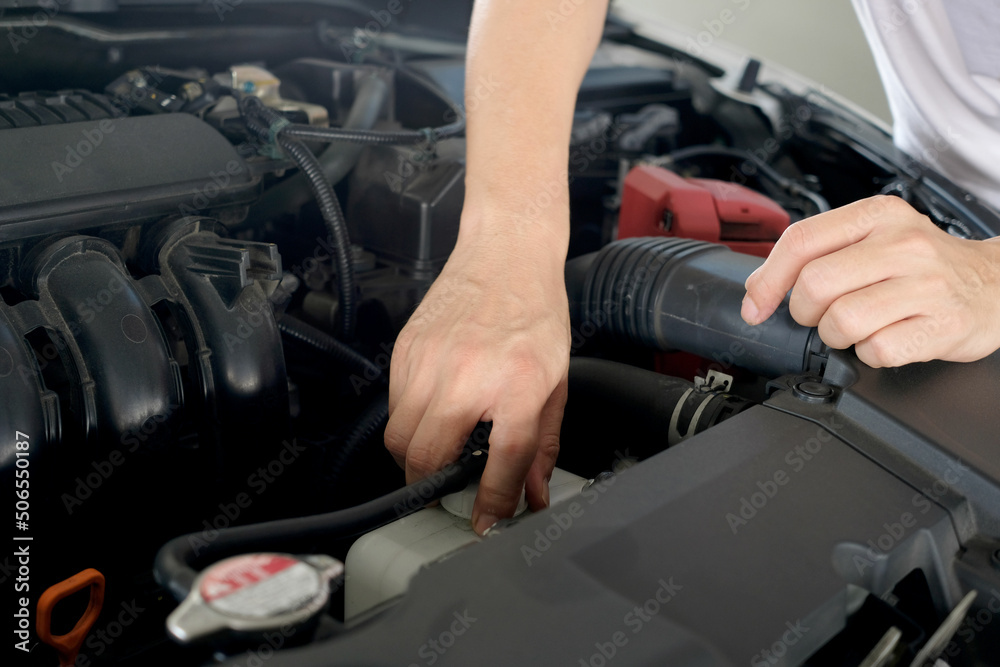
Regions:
[[742, 195, 1000, 367]]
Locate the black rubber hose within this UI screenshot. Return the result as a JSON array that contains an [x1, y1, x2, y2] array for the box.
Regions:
[[324, 392, 389, 489], [565, 237, 828, 378], [154, 447, 488, 601], [251, 75, 389, 226], [566, 358, 753, 447], [240, 97, 358, 339], [281, 119, 464, 146], [277, 315, 383, 384], [276, 135, 357, 339], [668, 145, 830, 214]]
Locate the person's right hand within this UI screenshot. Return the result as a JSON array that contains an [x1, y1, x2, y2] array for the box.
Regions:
[[384, 208, 571, 535], [742, 196, 1000, 366]]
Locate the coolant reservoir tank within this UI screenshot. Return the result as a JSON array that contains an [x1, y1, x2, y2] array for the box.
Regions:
[[344, 467, 588, 621]]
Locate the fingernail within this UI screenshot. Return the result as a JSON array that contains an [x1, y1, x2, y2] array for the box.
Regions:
[[542, 480, 551, 508], [741, 294, 760, 325], [474, 512, 498, 536]]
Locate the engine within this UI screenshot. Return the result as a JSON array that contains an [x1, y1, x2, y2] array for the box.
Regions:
[[3, 43, 1000, 667]]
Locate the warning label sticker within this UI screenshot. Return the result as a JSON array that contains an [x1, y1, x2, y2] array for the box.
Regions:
[[200, 554, 320, 619]]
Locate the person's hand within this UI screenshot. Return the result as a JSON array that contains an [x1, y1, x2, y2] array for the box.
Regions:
[[742, 195, 1000, 367], [384, 213, 571, 535]]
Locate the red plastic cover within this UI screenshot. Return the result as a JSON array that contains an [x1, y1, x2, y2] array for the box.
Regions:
[[617, 165, 790, 258]]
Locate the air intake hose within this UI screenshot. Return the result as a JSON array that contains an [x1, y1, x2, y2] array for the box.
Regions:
[[565, 237, 827, 377]]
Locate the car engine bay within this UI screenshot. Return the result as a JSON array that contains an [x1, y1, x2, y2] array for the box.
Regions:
[[2, 3, 1000, 665]]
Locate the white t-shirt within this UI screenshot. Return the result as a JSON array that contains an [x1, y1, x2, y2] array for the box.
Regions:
[[853, 0, 1000, 211]]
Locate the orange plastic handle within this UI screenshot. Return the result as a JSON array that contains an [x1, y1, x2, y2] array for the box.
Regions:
[[36, 569, 106, 667]]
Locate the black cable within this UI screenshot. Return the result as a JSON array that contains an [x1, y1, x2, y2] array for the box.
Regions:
[[280, 119, 464, 146], [154, 446, 488, 601], [241, 96, 358, 339], [668, 145, 830, 214], [248, 74, 390, 227], [315, 76, 391, 181], [318, 54, 469, 147], [277, 135, 357, 339], [272, 61, 463, 146], [277, 315, 383, 384]]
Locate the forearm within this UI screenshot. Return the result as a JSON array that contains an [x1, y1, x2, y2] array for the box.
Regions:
[[461, 0, 609, 255]]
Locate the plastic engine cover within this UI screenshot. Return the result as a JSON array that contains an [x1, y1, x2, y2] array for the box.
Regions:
[[617, 164, 790, 258]]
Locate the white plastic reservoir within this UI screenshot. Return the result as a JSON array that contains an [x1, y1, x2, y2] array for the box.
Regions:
[[344, 467, 588, 621]]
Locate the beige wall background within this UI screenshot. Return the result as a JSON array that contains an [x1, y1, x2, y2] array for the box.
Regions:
[[614, 0, 892, 123]]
